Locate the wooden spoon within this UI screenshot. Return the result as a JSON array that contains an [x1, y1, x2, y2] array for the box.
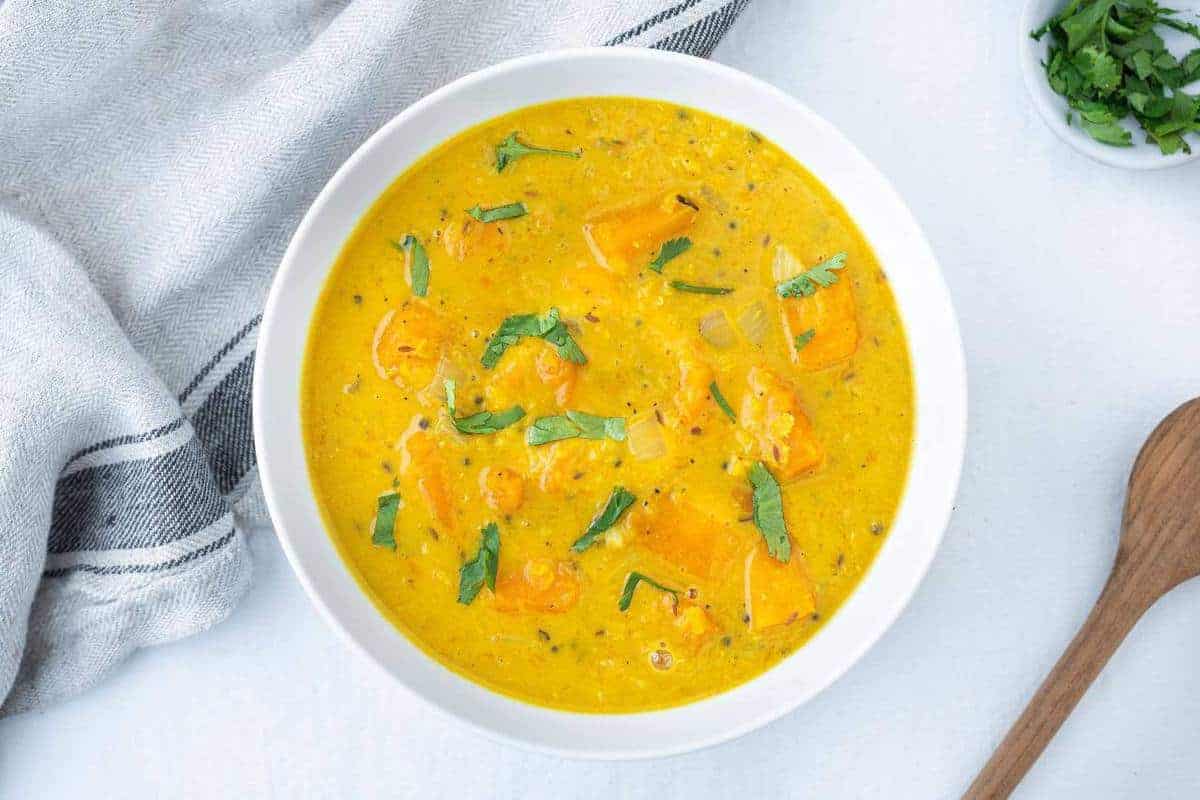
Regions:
[[965, 397, 1200, 799]]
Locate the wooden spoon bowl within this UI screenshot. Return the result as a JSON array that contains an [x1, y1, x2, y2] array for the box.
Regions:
[[966, 397, 1200, 799]]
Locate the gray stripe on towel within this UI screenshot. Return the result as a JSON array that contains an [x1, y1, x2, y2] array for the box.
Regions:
[[49, 436, 227, 554], [191, 352, 257, 495], [48, 329, 257, 564], [605, 0, 706, 46], [652, 0, 750, 58], [62, 417, 187, 468], [177, 314, 261, 405], [43, 528, 238, 579]]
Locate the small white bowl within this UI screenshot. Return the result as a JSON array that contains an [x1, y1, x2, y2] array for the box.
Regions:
[[254, 47, 967, 759], [1020, 0, 1200, 169]]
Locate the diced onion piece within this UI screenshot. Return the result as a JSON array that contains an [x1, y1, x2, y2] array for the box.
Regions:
[[603, 528, 626, 549], [736, 301, 770, 345], [627, 417, 667, 461], [581, 225, 610, 270], [433, 411, 465, 443], [699, 185, 728, 214], [416, 357, 467, 406], [371, 310, 397, 381], [698, 310, 737, 349], [439, 358, 468, 389], [771, 244, 804, 283]]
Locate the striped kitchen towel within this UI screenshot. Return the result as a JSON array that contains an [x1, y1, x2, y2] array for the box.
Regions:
[[0, 0, 751, 714]]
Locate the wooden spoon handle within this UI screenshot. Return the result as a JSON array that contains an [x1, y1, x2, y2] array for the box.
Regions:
[[964, 563, 1152, 799]]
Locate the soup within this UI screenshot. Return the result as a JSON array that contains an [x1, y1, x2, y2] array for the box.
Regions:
[[302, 98, 913, 712]]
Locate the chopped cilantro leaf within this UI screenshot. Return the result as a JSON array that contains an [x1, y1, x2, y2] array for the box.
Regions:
[[480, 307, 586, 369], [445, 379, 524, 435], [526, 411, 626, 446], [1035, 0, 1200, 154], [458, 523, 500, 605], [495, 132, 580, 172], [618, 571, 679, 612], [392, 235, 430, 297], [648, 237, 693, 273], [372, 491, 401, 550], [775, 253, 847, 298], [709, 380, 736, 422], [748, 462, 790, 562], [794, 329, 816, 350], [467, 202, 527, 222], [572, 487, 636, 552], [670, 280, 733, 295]]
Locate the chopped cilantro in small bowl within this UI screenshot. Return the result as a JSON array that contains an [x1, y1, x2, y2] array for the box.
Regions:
[[1021, 0, 1200, 168]]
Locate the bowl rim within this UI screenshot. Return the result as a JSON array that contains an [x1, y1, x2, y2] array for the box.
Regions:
[[253, 46, 968, 760], [1019, 0, 1200, 170]]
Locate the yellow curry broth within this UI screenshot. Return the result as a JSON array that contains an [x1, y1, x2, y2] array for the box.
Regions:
[[302, 98, 913, 712]]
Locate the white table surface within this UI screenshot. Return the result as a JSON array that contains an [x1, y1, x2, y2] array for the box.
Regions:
[[4, 1, 1200, 797]]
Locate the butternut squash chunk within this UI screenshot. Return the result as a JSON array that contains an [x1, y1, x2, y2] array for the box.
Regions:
[[740, 367, 822, 479], [527, 441, 585, 494], [534, 345, 579, 407], [486, 339, 576, 410], [674, 352, 715, 427], [397, 417, 456, 531], [561, 265, 619, 305], [671, 598, 719, 649], [494, 559, 582, 614], [624, 584, 719, 656], [582, 192, 698, 274], [743, 543, 816, 631], [782, 274, 859, 370], [441, 214, 511, 262], [371, 302, 449, 390], [478, 466, 524, 514], [627, 498, 741, 581]]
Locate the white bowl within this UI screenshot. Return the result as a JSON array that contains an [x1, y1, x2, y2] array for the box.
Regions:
[[254, 47, 967, 759], [1020, 0, 1200, 169]]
